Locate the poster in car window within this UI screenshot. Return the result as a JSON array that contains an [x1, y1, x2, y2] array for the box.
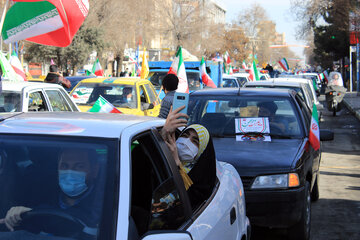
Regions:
[[235, 117, 271, 142]]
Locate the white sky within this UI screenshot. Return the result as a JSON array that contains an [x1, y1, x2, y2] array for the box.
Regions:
[[219, 0, 306, 59]]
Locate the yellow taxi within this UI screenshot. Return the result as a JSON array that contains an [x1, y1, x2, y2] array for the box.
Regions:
[[69, 77, 161, 116]]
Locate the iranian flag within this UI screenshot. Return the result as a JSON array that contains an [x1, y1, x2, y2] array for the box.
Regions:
[[249, 60, 260, 81], [242, 60, 247, 69], [309, 104, 320, 151], [0, 52, 18, 81], [2, 0, 89, 47], [223, 51, 231, 64], [10, 51, 27, 81], [168, 46, 188, 93], [89, 96, 122, 113], [278, 58, 289, 72], [323, 70, 329, 84], [200, 57, 216, 88], [92, 58, 104, 77]]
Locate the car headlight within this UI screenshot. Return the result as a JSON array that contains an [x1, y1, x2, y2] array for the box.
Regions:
[[251, 173, 299, 189]]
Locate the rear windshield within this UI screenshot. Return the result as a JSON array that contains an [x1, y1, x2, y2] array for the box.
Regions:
[[148, 71, 202, 91], [188, 95, 303, 139]]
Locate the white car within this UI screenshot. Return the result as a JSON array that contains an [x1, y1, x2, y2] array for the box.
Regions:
[[244, 80, 315, 110], [0, 81, 79, 112], [232, 73, 250, 87], [0, 112, 250, 240]]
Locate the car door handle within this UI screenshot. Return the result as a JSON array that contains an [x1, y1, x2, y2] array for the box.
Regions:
[[230, 207, 236, 225]]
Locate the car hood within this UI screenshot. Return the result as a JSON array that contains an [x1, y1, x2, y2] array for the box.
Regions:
[[212, 138, 304, 176]]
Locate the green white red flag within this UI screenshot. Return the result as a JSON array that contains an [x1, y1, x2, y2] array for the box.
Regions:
[[223, 51, 231, 64], [309, 104, 320, 151], [323, 70, 329, 84], [10, 51, 27, 81], [0, 52, 18, 81], [242, 60, 247, 69], [92, 58, 104, 77], [249, 60, 260, 81], [89, 96, 122, 113], [200, 57, 216, 88], [278, 58, 289, 72], [2, 0, 89, 47], [168, 46, 188, 93]]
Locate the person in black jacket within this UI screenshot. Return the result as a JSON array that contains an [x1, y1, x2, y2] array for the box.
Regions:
[[44, 65, 71, 89]]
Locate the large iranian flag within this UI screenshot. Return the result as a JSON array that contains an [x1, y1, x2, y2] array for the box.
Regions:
[[10, 51, 27, 81], [200, 57, 216, 88], [2, 0, 89, 47], [168, 46, 188, 93], [89, 96, 122, 113], [309, 104, 320, 151], [278, 58, 289, 72], [92, 58, 104, 77], [249, 60, 260, 81]]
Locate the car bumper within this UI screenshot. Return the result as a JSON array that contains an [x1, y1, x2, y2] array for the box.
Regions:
[[245, 185, 305, 228]]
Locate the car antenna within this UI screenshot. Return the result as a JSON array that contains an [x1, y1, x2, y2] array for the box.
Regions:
[[0, 112, 24, 122]]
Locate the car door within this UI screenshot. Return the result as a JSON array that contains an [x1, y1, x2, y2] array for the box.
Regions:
[[143, 83, 160, 116], [150, 129, 246, 240], [128, 129, 192, 238]]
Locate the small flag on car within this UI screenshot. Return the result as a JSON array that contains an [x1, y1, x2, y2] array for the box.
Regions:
[[309, 104, 320, 151], [89, 96, 122, 113]]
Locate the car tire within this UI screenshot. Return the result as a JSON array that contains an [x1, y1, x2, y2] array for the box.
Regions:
[[288, 182, 311, 240], [311, 174, 320, 202]]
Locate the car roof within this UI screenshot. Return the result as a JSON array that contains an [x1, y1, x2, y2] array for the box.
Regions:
[[274, 77, 311, 83], [80, 77, 151, 85], [233, 73, 249, 77], [245, 80, 302, 87], [2, 81, 63, 92], [190, 87, 294, 98], [0, 112, 164, 138]]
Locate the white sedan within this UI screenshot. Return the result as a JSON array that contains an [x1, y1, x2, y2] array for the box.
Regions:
[[0, 112, 250, 240], [0, 81, 79, 112]]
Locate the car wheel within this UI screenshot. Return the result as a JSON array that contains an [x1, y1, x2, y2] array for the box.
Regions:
[[311, 174, 320, 202], [288, 182, 311, 240]]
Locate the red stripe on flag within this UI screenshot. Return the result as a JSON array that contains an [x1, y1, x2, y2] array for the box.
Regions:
[[12, 66, 27, 81], [309, 131, 320, 151], [110, 108, 122, 113]]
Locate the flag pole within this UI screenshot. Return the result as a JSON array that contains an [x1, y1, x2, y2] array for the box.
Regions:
[[0, 0, 9, 52]]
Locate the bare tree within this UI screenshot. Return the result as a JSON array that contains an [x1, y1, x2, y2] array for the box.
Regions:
[[221, 24, 249, 65]]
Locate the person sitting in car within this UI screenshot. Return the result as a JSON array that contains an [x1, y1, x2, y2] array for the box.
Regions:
[[0, 94, 20, 112], [257, 101, 286, 134], [0, 148, 101, 239], [161, 106, 216, 209]]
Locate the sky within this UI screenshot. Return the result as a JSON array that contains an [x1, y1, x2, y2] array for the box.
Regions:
[[219, 0, 306, 60]]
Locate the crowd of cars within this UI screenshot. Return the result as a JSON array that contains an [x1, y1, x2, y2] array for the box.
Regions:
[[0, 69, 333, 240]]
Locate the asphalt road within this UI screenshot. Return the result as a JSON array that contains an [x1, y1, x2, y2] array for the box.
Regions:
[[251, 96, 360, 240]]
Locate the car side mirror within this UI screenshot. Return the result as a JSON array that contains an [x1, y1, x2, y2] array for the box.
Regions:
[[320, 129, 334, 141], [142, 231, 192, 240]]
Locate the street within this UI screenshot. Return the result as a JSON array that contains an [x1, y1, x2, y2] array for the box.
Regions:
[[251, 96, 360, 240]]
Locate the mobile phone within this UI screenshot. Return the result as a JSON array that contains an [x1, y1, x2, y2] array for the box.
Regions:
[[172, 92, 189, 116]]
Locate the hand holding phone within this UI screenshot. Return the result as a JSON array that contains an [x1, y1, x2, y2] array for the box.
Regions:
[[172, 92, 189, 117]]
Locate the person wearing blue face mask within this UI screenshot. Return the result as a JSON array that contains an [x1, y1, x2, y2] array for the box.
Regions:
[[0, 148, 100, 238]]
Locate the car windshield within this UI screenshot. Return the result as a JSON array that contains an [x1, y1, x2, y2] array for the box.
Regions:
[[222, 78, 237, 88], [188, 95, 303, 139], [71, 83, 138, 109], [0, 91, 21, 112], [246, 85, 305, 101], [149, 71, 201, 91], [0, 135, 117, 240]]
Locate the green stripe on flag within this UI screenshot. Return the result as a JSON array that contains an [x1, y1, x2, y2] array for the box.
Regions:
[[89, 96, 107, 112], [2, 2, 59, 41], [312, 104, 319, 124]]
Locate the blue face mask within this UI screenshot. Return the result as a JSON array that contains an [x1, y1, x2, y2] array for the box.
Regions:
[[59, 170, 88, 197]]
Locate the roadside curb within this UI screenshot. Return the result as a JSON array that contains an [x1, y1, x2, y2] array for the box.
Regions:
[[343, 98, 360, 122]]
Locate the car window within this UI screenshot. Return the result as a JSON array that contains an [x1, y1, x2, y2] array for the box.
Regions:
[[187, 72, 201, 91], [235, 77, 248, 86], [0, 135, 117, 240], [189, 96, 303, 138], [130, 133, 186, 236], [45, 90, 72, 112], [71, 83, 138, 109], [222, 78, 237, 88], [144, 83, 158, 103], [59, 89, 78, 111], [148, 71, 167, 89], [28, 91, 49, 112], [0, 91, 21, 112]]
